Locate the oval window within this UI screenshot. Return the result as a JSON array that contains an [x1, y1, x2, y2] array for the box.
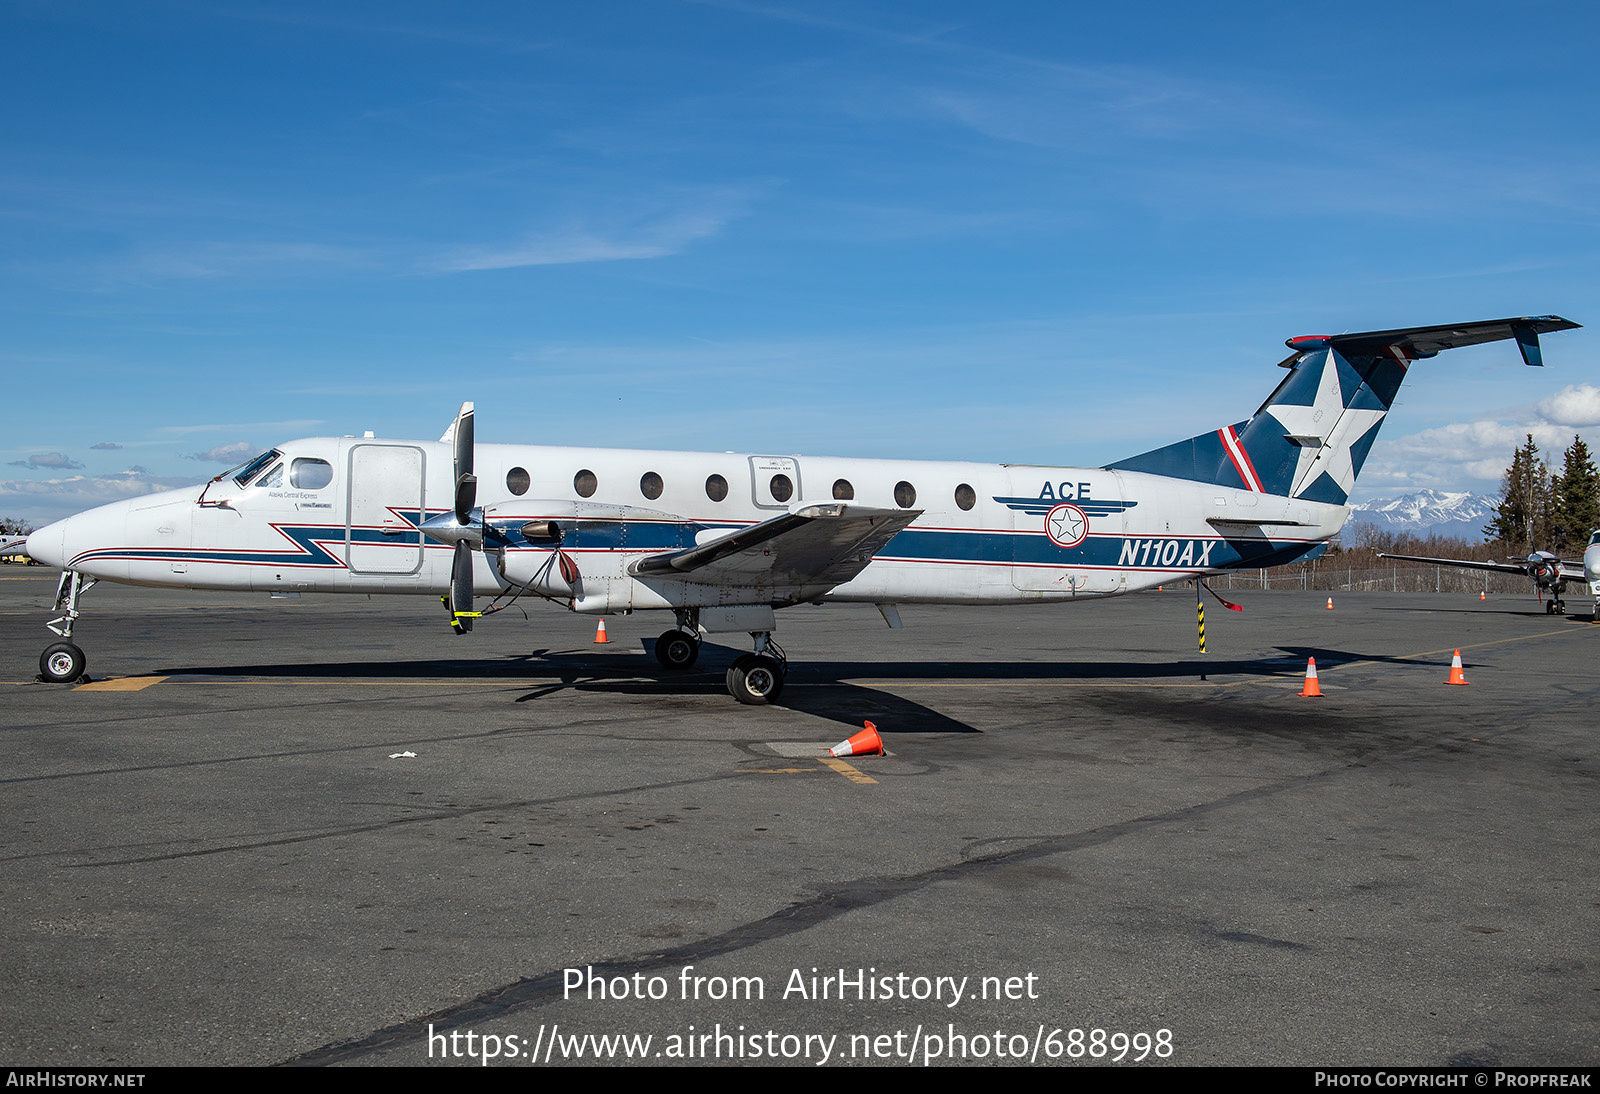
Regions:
[[954, 483, 976, 511], [506, 467, 530, 496], [832, 478, 854, 501], [574, 469, 597, 498], [290, 458, 333, 490], [705, 473, 728, 502], [640, 471, 664, 500], [769, 473, 793, 503], [894, 481, 917, 508]]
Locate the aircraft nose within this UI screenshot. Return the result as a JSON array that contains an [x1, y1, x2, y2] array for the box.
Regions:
[[25, 521, 67, 569]]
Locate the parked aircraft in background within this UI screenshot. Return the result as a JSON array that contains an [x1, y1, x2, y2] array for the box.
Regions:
[[24, 316, 1579, 702], [1380, 535, 1600, 616]]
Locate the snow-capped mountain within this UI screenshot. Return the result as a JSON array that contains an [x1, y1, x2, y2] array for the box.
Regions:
[[1346, 489, 1497, 542]]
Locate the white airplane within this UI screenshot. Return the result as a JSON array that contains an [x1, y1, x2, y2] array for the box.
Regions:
[[22, 315, 1579, 702], [1379, 537, 1600, 616]]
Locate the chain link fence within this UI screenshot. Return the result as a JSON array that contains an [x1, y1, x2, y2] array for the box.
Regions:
[[1212, 562, 1530, 594]]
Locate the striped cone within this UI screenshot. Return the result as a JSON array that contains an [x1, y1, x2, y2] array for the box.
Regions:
[[594, 619, 609, 644], [829, 721, 883, 757], [1445, 650, 1469, 686], [1299, 657, 1323, 697], [1325, 597, 1334, 610]]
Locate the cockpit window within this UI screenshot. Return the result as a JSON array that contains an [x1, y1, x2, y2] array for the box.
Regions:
[[290, 458, 333, 490], [230, 450, 282, 487], [253, 463, 284, 488]]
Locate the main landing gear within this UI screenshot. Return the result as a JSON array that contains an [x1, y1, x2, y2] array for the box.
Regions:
[[727, 633, 786, 706], [38, 571, 95, 683], [650, 613, 788, 705]]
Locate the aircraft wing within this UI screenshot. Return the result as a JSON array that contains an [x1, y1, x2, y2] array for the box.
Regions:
[[1377, 552, 1535, 576], [630, 503, 921, 591]]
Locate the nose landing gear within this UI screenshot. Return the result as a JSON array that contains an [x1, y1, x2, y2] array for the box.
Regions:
[[37, 571, 94, 683]]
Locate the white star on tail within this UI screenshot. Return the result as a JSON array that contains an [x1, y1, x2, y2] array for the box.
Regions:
[[1265, 354, 1387, 500]]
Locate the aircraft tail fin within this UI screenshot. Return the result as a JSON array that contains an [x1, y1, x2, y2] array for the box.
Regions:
[[1106, 316, 1579, 505]]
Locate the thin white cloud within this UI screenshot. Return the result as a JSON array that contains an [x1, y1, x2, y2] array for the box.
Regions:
[[158, 420, 322, 436], [183, 442, 257, 463], [126, 242, 371, 281], [0, 468, 200, 524], [438, 206, 743, 273]]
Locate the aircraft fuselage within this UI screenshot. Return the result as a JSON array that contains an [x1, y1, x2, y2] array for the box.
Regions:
[[28, 437, 1344, 613]]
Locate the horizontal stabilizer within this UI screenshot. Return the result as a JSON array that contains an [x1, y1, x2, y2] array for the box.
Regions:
[[1303, 316, 1578, 366], [1206, 517, 1314, 529]]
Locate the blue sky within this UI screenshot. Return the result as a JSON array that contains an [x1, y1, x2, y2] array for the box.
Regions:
[[3, 0, 1597, 525]]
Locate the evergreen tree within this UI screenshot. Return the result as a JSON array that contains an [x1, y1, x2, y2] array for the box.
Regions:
[[1483, 435, 1550, 554], [1549, 435, 1600, 554]]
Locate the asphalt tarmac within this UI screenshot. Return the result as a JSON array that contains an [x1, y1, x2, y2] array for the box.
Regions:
[[0, 570, 1595, 1067]]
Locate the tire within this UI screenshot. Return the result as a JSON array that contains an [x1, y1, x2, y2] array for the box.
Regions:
[[727, 654, 785, 705], [654, 630, 700, 670], [40, 642, 86, 683]]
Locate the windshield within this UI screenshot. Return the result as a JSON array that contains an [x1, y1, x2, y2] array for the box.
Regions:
[[227, 450, 282, 488]]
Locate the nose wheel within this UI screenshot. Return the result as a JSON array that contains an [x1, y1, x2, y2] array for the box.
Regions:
[[40, 642, 88, 683]]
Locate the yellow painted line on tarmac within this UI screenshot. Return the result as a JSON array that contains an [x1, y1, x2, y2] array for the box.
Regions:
[[75, 676, 169, 692], [818, 757, 877, 784], [1324, 624, 1598, 674], [735, 768, 818, 775]]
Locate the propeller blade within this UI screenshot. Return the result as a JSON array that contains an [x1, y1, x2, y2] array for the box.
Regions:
[[450, 540, 474, 633], [454, 474, 478, 526], [453, 402, 476, 524]]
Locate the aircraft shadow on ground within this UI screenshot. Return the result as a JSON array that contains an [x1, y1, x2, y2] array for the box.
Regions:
[[151, 639, 1429, 736]]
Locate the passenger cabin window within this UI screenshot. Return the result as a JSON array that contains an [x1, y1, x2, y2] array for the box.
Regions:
[[574, 470, 597, 498], [290, 458, 333, 490], [769, 473, 793, 503], [640, 471, 664, 500], [954, 483, 976, 511], [705, 474, 728, 502], [506, 467, 530, 496], [832, 479, 854, 501], [894, 481, 917, 508]]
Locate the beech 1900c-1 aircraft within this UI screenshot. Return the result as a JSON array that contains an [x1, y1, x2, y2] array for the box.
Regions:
[[1378, 536, 1600, 616], [20, 316, 1579, 703]]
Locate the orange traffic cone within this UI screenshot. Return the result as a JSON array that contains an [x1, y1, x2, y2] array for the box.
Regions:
[[594, 619, 609, 644], [1299, 658, 1323, 697], [1325, 597, 1334, 610], [829, 721, 883, 757], [1480, 591, 1486, 601], [1445, 650, 1469, 686]]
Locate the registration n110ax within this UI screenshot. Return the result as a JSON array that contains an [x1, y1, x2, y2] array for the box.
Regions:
[[20, 316, 1578, 703]]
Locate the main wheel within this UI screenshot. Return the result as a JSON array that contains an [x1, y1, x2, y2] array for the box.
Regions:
[[655, 629, 700, 670], [727, 654, 785, 705], [40, 642, 86, 683]]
